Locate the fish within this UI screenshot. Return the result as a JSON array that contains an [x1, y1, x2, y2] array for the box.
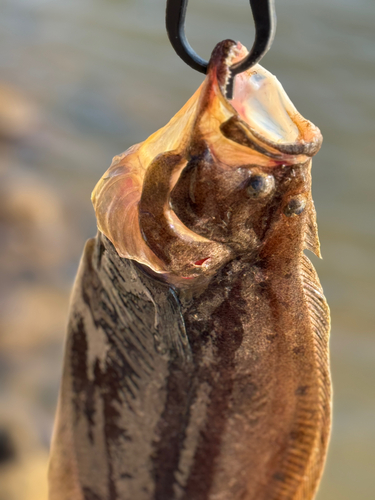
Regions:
[[48, 40, 331, 500]]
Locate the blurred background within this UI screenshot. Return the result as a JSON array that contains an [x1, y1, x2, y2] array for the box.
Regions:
[[0, 0, 374, 498]]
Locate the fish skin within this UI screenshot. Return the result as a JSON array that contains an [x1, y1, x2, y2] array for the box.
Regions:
[[49, 40, 331, 500]]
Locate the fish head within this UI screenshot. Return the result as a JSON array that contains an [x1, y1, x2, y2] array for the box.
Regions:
[[92, 40, 322, 286]]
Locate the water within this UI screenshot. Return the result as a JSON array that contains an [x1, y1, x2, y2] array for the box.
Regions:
[[0, 0, 374, 498]]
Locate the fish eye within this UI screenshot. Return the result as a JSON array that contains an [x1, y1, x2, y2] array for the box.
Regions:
[[246, 173, 275, 199], [284, 195, 307, 217]]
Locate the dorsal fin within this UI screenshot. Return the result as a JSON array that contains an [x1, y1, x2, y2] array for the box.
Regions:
[[304, 199, 321, 258], [296, 253, 331, 499]]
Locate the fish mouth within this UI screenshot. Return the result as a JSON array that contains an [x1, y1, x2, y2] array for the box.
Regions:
[[206, 40, 323, 160]]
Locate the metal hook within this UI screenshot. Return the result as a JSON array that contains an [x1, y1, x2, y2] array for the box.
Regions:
[[165, 0, 277, 99]]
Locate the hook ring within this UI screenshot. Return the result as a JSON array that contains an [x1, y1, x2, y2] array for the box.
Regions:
[[165, 0, 276, 99]]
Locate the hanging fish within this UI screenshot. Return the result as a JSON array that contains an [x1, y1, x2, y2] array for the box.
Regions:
[[49, 39, 331, 500]]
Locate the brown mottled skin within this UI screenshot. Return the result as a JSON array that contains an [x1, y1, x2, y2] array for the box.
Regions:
[[49, 41, 331, 500]]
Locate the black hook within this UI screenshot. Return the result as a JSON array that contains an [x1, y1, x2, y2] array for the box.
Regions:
[[165, 0, 277, 99]]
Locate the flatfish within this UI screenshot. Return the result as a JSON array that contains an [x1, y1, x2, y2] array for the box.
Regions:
[[49, 40, 331, 500]]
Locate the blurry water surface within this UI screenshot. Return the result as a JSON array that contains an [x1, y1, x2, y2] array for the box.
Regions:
[[0, 0, 374, 498]]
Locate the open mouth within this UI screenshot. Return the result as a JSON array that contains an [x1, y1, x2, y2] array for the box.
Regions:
[[212, 41, 323, 159]]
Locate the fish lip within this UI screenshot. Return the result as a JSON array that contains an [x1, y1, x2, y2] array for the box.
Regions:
[[248, 124, 323, 157], [221, 116, 323, 158], [207, 38, 239, 96]]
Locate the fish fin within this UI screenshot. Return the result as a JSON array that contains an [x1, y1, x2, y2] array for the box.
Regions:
[[298, 253, 331, 499], [300, 253, 330, 368], [303, 200, 321, 258]]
